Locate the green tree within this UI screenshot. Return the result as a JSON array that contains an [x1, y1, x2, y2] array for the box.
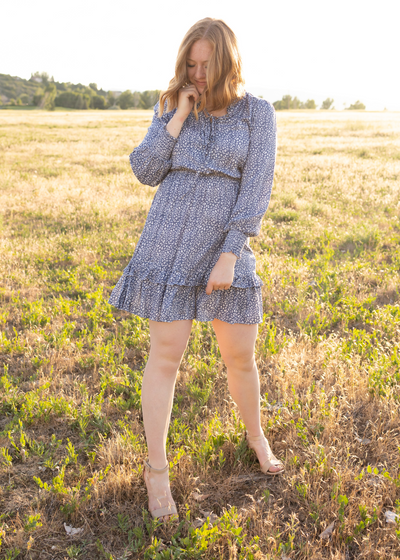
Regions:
[[20, 93, 30, 105], [291, 96, 301, 109], [304, 99, 316, 109], [91, 95, 106, 109], [56, 91, 78, 108], [74, 94, 90, 110], [321, 98, 334, 110], [281, 95, 292, 110], [106, 91, 116, 108], [33, 87, 44, 107], [346, 100, 366, 110], [139, 90, 161, 109], [117, 90, 135, 110], [75, 94, 83, 109], [132, 91, 141, 108], [89, 83, 98, 91], [30, 71, 50, 86], [44, 83, 56, 110], [273, 95, 293, 110]]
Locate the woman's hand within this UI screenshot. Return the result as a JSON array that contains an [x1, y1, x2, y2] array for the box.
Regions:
[[176, 83, 201, 119], [205, 252, 237, 295], [166, 83, 201, 138]]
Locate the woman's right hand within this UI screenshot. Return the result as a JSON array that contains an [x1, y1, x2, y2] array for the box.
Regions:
[[166, 83, 200, 139], [176, 83, 200, 119]]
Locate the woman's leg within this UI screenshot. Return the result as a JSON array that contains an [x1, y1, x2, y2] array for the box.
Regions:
[[211, 318, 282, 472], [141, 318, 193, 519]]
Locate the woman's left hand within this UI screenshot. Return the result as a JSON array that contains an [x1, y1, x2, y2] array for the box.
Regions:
[[205, 252, 238, 295]]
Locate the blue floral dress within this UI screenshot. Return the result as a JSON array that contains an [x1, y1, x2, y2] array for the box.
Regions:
[[108, 91, 277, 324]]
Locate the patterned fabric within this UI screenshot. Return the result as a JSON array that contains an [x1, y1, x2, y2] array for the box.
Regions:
[[109, 91, 277, 324]]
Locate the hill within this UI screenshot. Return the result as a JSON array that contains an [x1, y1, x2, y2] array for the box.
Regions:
[[0, 73, 38, 104]]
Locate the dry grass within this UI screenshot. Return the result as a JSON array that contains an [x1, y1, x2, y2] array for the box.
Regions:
[[0, 108, 400, 559]]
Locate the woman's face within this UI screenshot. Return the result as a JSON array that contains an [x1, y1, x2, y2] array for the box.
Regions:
[[187, 39, 213, 94]]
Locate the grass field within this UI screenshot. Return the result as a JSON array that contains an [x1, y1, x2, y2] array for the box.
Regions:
[[0, 108, 400, 559]]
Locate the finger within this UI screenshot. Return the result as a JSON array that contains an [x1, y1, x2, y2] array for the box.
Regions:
[[205, 281, 213, 295], [184, 84, 200, 96], [185, 88, 199, 100], [181, 87, 199, 102]]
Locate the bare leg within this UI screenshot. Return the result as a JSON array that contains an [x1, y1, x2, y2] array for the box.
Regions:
[[141, 318, 192, 520], [212, 318, 282, 472]]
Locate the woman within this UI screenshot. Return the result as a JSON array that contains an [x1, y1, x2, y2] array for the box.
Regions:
[[109, 17, 284, 522]]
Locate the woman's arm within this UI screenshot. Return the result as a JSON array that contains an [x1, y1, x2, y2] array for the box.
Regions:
[[166, 111, 187, 138], [129, 85, 200, 187], [129, 100, 178, 187], [220, 98, 277, 259]]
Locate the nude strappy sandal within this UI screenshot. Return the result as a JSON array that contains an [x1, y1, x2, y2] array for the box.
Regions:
[[143, 459, 178, 521], [245, 431, 285, 476]]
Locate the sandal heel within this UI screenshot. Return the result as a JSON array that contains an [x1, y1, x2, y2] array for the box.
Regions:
[[143, 459, 178, 521]]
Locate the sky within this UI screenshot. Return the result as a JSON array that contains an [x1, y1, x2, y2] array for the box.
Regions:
[[2, 0, 400, 110]]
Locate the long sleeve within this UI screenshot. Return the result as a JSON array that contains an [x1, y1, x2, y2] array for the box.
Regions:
[[221, 99, 277, 259], [129, 100, 178, 187]]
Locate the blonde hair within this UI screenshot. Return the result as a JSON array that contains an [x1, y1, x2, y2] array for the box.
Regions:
[[158, 17, 246, 121]]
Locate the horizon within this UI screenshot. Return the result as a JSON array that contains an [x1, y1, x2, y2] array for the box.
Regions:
[[3, 71, 395, 112], [4, 71, 395, 112], [2, 0, 400, 111]]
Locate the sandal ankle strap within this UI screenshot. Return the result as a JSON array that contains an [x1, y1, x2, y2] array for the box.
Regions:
[[144, 459, 169, 474]]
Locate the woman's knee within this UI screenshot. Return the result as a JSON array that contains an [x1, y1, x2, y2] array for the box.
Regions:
[[225, 352, 255, 373], [147, 345, 185, 374], [212, 320, 258, 371], [148, 319, 192, 373]]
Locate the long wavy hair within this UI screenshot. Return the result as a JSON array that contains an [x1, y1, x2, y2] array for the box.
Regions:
[[158, 17, 246, 121]]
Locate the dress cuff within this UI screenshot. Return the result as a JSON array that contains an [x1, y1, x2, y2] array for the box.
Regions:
[[221, 229, 248, 259], [154, 123, 178, 161]]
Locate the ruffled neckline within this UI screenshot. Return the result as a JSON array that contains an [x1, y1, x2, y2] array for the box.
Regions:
[[199, 91, 249, 122]]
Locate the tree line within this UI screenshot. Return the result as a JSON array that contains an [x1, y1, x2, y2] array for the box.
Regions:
[[33, 85, 161, 111], [1, 72, 366, 111], [0, 72, 160, 111], [272, 95, 366, 110]]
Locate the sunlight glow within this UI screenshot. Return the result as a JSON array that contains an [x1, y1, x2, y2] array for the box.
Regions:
[[2, 0, 399, 110]]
